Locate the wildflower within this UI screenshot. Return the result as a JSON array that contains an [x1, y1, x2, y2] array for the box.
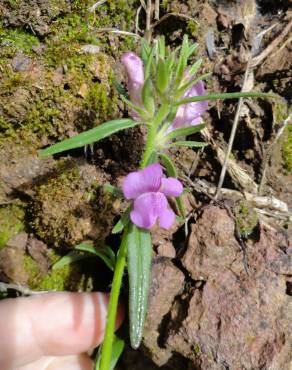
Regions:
[[121, 52, 208, 130], [123, 164, 183, 230], [121, 52, 144, 119], [167, 80, 208, 132]]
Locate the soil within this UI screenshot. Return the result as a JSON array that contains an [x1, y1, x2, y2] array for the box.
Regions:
[[0, 1, 291, 369]]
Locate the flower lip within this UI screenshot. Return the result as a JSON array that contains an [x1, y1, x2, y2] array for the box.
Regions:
[[123, 163, 183, 230]]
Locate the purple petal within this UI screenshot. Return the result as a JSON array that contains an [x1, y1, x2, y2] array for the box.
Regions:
[[169, 80, 208, 131], [130, 192, 168, 229], [121, 52, 144, 108], [160, 178, 183, 197], [159, 208, 176, 229], [123, 164, 163, 200]]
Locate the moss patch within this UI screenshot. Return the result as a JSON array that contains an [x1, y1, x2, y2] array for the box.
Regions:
[[0, 205, 25, 249], [233, 201, 258, 238]]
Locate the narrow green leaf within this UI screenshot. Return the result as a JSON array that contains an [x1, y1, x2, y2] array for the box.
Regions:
[[169, 140, 208, 148], [188, 58, 202, 77], [103, 184, 124, 198], [39, 119, 139, 158], [174, 34, 189, 86], [165, 124, 205, 141], [127, 224, 152, 348], [75, 243, 115, 271], [160, 153, 177, 177], [95, 335, 125, 370], [175, 91, 276, 106], [177, 72, 211, 97], [187, 42, 199, 58], [112, 206, 131, 234], [52, 251, 88, 270]]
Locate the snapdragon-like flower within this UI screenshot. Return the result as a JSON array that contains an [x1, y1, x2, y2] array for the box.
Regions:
[[121, 52, 208, 130], [123, 164, 183, 230], [167, 80, 208, 131], [121, 52, 144, 119]]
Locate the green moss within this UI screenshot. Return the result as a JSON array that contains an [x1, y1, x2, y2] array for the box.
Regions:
[[24, 249, 84, 291], [37, 265, 81, 291], [193, 344, 201, 357], [233, 201, 258, 238], [282, 125, 292, 173], [0, 28, 40, 55], [187, 20, 199, 38], [23, 255, 40, 286], [0, 205, 25, 250], [272, 98, 288, 124]]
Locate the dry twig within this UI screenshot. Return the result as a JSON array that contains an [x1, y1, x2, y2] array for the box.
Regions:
[[214, 57, 253, 199], [251, 19, 292, 67]]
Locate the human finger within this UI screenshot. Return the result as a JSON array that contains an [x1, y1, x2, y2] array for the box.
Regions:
[[0, 292, 124, 370]]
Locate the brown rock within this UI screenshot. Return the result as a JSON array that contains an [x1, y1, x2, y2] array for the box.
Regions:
[[143, 257, 185, 366], [6, 232, 28, 250], [27, 236, 50, 276], [0, 247, 28, 284], [145, 206, 292, 370], [157, 242, 176, 259]]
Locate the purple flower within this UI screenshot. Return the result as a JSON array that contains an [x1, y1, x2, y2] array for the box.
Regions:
[[168, 80, 208, 132], [121, 52, 208, 131], [123, 164, 183, 230], [121, 52, 144, 119]]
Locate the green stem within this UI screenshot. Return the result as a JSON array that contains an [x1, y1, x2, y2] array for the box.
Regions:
[[99, 230, 128, 370], [140, 125, 156, 168]]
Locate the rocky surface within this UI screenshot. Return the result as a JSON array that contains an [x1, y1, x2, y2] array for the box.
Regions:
[[143, 206, 292, 370]]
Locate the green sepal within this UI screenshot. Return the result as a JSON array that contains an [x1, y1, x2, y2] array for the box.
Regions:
[[39, 118, 139, 158], [142, 78, 155, 115], [165, 124, 205, 141], [160, 152, 177, 177], [127, 223, 152, 349], [156, 57, 169, 93], [141, 38, 152, 64], [176, 72, 211, 97], [188, 58, 202, 77], [174, 34, 189, 87]]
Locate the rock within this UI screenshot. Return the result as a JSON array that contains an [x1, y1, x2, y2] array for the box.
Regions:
[[144, 206, 292, 370], [11, 53, 33, 72], [6, 232, 28, 250], [182, 206, 240, 280], [157, 242, 176, 259], [143, 257, 185, 366], [80, 45, 100, 54], [27, 236, 50, 276], [0, 247, 28, 284]]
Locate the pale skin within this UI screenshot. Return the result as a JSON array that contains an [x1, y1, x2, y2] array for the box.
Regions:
[[0, 292, 124, 370]]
